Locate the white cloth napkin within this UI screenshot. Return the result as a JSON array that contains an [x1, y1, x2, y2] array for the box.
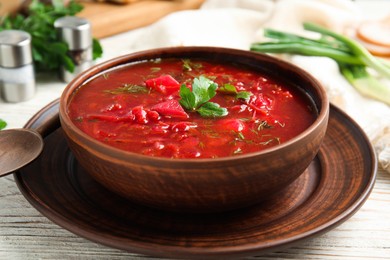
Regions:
[[101, 0, 390, 173]]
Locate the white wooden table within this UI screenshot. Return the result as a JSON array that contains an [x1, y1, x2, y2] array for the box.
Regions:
[[1, 1, 390, 259]]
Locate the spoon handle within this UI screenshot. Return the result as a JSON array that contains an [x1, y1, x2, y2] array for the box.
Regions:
[[24, 99, 61, 137], [34, 112, 60, 137]]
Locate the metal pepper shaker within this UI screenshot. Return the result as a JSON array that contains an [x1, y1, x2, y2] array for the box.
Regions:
[[0, 30, 35, 103], [54, 16, 93, 83]]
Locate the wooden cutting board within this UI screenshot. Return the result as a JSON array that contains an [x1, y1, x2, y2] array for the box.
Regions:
[[77, 0, 205, 39]]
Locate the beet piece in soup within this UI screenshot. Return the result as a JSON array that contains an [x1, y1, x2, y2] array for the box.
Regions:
[[67, 58, 317, 159]]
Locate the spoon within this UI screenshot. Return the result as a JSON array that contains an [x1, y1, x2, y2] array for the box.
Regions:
[[0, 129, 43, 177], [0, 111, 60, 177]]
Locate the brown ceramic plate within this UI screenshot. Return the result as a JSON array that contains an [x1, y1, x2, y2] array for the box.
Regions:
[[15, 99, 376, 259]]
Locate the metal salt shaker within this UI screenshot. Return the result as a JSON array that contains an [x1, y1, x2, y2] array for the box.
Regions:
[[54, 16, 93, 83], [0, 30, 35, 103]]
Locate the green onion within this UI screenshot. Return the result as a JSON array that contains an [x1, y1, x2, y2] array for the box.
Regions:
[[303, 22, 390, 78], [250, 22, 390, 105], [340, 65, 390, 104], [251, 41, 363, 65]]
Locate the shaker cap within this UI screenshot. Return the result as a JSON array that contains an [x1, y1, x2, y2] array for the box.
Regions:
[[0, 30, 32, 68], [54, 16, 92, 50]]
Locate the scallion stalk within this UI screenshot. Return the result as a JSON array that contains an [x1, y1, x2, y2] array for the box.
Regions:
[[303, 22, 390, 78], [251, 41, 363, 65], [250, 22, 390, 105], [340, 65, 390, 104]]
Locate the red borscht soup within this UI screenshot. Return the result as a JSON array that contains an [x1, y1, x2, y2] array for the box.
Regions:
[[68, 59, 316, 159]]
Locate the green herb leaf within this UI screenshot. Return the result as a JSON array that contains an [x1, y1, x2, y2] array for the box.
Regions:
[[219, 84, 252, 102], [219, 83, 237, 94], [197, 102, 228, 117], [182, 59, 202, 71], [179, 76, 228, 118], [236, 91, 252, 101], [92, 38, 103, 60], [150, 67, 161, 73], [61, 53, 76, 73], [192, 75, 218, 107], [257, 120, 272, 131], [104, 84, 149, 94], [233, 147, 243, 154], [179, 85, 196, 110], [0, 119, 7, 130], [182, 59, 193, 71]]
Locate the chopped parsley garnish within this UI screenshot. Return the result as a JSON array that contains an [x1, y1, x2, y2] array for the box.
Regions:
[[219, 83, 252, 102], [182, 59, 202, 72], [259, 137, 281, 145], [104, 84, 149, 95], [219, 83, 236, 94], [275, 120, 286, 127], [256, 120, 272, 131], [233, 147, 243, 154], [179, 76, 228, 118], [151, 67, 161, 73], [236, 91, 252, 102]]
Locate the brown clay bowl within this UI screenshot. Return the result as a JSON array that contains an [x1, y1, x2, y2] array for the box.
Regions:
[[59, 47, 329, 213]]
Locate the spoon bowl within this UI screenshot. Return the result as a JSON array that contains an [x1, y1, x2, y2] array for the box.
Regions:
[[0, 128, 43, 177], [0, 102, 60, 177]]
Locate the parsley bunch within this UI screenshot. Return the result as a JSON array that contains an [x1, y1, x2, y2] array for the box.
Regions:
[[179, 76, 228, 118], [0, 0, 103, 73]]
